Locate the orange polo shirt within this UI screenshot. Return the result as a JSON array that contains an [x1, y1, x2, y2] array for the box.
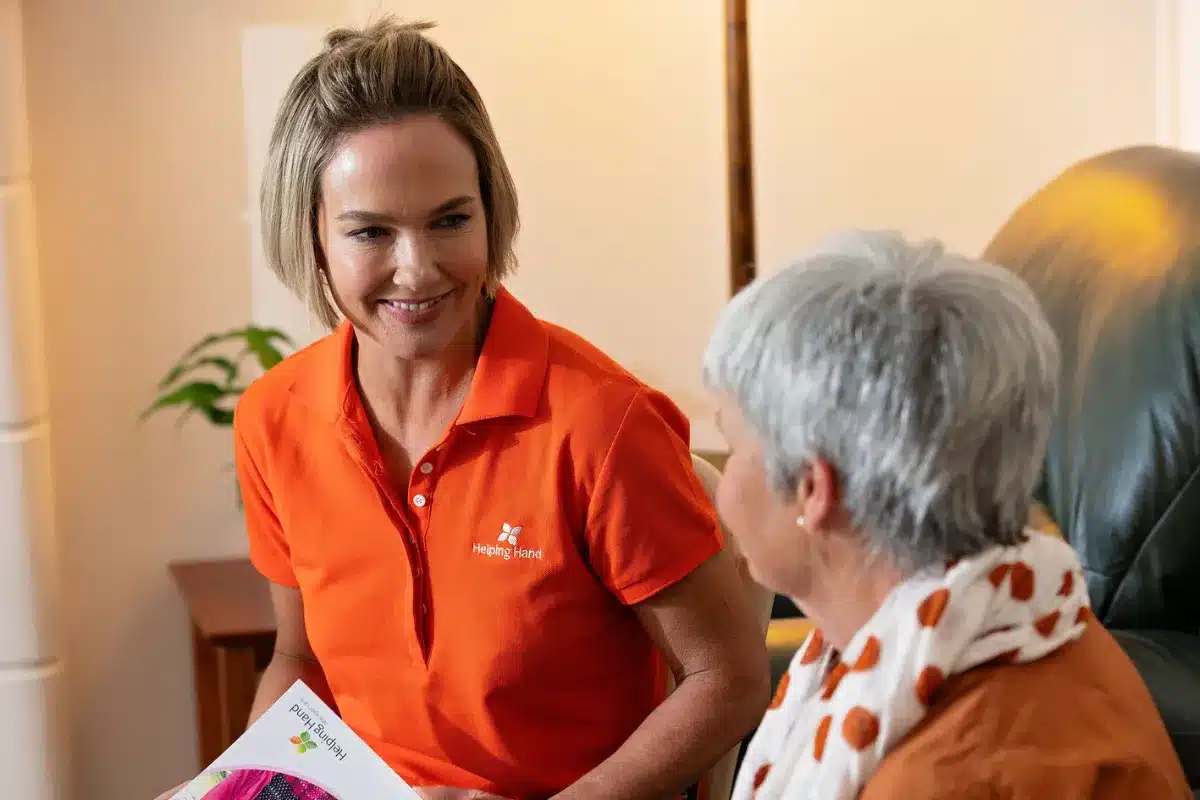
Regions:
[[233, 287, 722, 796]]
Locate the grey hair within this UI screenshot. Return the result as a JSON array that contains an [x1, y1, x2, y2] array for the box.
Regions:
[[703, 230, 1060, 572]]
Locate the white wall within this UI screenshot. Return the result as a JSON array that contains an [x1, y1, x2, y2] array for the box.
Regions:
[[19, 1, 1179, 798], [749, 0, 1161, 270]]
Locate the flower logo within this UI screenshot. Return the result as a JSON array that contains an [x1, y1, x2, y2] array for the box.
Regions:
[[290, 731, 317, 753], [497, 522, 522, 545]]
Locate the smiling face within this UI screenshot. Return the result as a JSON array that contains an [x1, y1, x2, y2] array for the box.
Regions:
[[317, 115, 489, 360]]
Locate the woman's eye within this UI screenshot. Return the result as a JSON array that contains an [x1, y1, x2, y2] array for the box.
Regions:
[[432, 213, 470, 231], [349, 226, 388, 241]]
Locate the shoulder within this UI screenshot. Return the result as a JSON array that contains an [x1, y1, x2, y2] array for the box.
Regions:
[[863, 622, 1189, 798], [538, 319, 690, 444], [541, 319, 641, 400], [234, 330, 341, 445]]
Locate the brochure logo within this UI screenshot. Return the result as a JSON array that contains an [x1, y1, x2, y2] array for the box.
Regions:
[[290, 731, 318, 754]]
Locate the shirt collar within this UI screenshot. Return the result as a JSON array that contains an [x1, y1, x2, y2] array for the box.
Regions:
[[459, 285, 548, 424]]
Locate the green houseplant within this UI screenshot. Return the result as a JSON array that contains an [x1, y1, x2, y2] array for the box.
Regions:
[[142, 326, 294, 506], [142, 326, 294, 426]]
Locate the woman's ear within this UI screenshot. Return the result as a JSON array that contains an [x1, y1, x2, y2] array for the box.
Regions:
[[797, 456, 841, 534]]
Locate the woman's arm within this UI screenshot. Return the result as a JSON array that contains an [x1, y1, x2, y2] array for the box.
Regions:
[[555, 551, 771, 800], [232, 406, 332, 718], [250, 583, 331, 724]]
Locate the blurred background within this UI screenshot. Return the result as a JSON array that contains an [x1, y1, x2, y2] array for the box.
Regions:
[[2, 0, 1198, 797]]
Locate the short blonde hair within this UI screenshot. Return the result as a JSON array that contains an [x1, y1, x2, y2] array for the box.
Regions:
[[260, 17, 520, 329]]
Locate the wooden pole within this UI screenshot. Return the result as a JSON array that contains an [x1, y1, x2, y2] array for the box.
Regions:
[[725, 0, 756, 293]]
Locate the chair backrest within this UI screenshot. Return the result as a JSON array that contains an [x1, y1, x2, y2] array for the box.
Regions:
[[684, 453, 774, 800], [982, 145, 1200, 632]]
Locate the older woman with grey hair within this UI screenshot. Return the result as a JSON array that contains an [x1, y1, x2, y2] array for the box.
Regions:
[[708, 231, 1187, 799]]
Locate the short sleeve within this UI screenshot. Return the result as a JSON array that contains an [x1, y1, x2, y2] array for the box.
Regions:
[[233, 411, 300, 589], [585, 388, 723, 605]]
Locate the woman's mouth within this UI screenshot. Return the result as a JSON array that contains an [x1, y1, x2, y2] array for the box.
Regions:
[[385, 296, 442, 312], [378, 289, 455, 323]]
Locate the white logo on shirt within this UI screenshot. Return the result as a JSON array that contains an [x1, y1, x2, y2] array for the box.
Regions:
[[498, 522, 521, 545], [472, 522, 544, 561]]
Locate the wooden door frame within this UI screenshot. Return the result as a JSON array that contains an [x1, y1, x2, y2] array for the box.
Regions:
[[724, 0, 756, 294]]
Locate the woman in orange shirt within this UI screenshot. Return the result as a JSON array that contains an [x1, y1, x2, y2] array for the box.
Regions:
[[158, 16, 768, 800]]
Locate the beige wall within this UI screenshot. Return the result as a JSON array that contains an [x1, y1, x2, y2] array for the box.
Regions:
[[750, 0, 1163, 270], [22, 2, 347, 797], [21, 1, 1170, 799]]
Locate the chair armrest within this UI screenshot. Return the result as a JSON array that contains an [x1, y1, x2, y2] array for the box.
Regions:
[[767, 617, 814, 656]]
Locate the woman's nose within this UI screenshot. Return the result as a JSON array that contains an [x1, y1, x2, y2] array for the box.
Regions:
[[390, 231, 433, 283]]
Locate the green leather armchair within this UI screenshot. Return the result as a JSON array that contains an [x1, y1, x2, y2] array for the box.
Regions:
[[983, 145, 1200, 788]]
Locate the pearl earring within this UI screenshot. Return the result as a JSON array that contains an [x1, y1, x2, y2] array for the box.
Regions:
[[796, 516, 806, 527]]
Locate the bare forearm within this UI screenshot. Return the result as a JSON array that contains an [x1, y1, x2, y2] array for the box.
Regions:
[[249, 652, 332, 724], [554, 671, 768, 800]]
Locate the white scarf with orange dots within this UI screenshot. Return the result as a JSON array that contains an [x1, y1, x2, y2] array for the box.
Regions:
[[733, 531, 1092, 800]]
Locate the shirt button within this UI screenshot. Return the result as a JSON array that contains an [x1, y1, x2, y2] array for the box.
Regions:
[[419, 462, 434, 475], [412, 494, 427, 508]]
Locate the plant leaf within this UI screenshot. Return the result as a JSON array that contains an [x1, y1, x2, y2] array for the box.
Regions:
[[159, 355, 239, 389], [263, 326, 293, 345], [177, 329, 249, 362], [244, 326, 294, 371], [139, 381, 231, 423], [146, 326, 292, 432], [201, 406, 235, 426]]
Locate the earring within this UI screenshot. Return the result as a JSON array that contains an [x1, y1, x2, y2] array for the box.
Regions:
[[796, 516, 806, 527]]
